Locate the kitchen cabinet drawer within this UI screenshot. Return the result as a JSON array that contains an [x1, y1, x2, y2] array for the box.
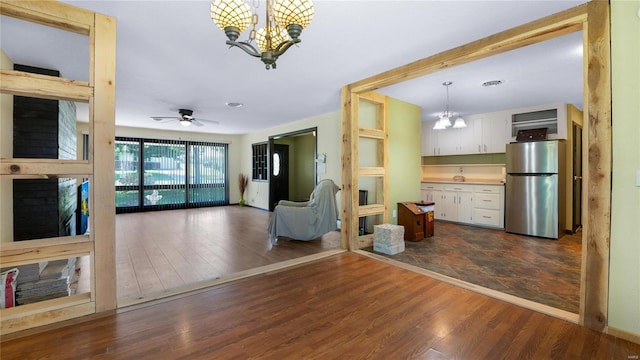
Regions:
[[474, 185, 501, 194], [444, 184, 473, 192], [421, 183, 443, 191], [474, 193, 501, 210], [474, 209, 501, 227]]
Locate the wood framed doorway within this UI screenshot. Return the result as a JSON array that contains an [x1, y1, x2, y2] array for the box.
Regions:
[[341, 2, 610, 331], [269, 127, 318, 211]]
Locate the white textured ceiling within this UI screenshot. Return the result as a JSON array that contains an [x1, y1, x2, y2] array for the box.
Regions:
[[0, 0, 586, 134]]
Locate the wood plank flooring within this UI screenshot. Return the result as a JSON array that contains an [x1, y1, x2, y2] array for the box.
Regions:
[[2, 253, 638, 359], [364, 221, 582, 313], [115, 206, 580, 315], [115, 206, 340, 302]]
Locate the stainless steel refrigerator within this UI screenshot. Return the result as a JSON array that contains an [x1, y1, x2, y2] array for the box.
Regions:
[[505, 140, 566, 239]]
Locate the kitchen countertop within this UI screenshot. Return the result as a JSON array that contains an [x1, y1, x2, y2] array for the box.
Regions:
[[421, 178, 505, 185]]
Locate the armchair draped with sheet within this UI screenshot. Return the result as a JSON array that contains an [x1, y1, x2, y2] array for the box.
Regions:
[[268, 179, 340, 245]]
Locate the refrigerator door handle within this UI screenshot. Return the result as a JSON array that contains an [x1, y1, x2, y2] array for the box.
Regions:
[[508, 173, 555, 177]]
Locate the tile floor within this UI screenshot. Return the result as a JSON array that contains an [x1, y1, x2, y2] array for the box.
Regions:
[[365, 221, 582, 313]]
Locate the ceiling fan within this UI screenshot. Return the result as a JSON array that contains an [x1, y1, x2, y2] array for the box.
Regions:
[[151, 109, 219, 127]]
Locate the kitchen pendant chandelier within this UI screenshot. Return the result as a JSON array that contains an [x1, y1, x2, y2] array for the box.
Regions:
[[434, 81, 467, 130], [211, 0, 314, 70]]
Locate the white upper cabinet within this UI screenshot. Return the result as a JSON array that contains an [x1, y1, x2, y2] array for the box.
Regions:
[[422, 119, 475, 156], [509, 102, 568, 141], [471, 113, 509, 154], [421, 121, 440, 156], [421, 103, 569, 157]]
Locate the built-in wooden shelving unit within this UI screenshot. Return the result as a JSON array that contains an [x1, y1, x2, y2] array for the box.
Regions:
[[0, 0, 116, 335]]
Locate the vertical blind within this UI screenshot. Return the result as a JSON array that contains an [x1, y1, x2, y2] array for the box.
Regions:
[[115, 137, 228, 213]]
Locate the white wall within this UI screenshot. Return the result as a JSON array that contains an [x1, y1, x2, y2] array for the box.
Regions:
[[1, 49, 14, 242], [240, 112, 342, 211], [608, 0, 640, 339]]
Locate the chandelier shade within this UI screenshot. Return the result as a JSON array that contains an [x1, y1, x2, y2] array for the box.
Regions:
[[273, 0, 314, 32], [210, 0, 314, 69], [440, 114, 452, 128], [433, 120, 447, 130], [210, 0, 252, 37], [256, 27, 291, 52], [453, 117, 467, 128]]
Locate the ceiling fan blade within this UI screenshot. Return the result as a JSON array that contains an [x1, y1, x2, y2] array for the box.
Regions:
[[151, 116, 178, 122], [191, 120, 204, 127], [195, 118, 220, 125]]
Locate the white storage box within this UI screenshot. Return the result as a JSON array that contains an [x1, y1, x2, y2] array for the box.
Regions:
[[373, 241, 405, 255], [373, 224, 405, 245]]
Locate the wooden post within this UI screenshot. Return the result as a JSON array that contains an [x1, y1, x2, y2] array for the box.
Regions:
[[340, 85, 353, 250], [580, 0, 611, 331], [91, 13, 117, 313]]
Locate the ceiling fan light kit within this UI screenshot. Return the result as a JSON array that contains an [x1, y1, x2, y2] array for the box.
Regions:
[[179, 109, 194, 126], [210, 0, 314, 69], [433, 81, 466, 130]]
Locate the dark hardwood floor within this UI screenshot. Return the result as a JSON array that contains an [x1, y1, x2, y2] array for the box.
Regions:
[[365, 221, 582, 313], [1, 253, 637, 359]]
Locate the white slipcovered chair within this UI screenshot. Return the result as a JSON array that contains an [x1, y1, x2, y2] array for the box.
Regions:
[[267, 179, 340, 245]]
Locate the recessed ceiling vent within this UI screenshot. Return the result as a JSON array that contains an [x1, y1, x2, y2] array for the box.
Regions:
[[482, 80, 503, 87], [225, 102, 244, 108]]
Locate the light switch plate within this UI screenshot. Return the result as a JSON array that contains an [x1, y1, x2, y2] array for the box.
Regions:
[[636, 169, 640, 187], [393, 209, 397, 218]]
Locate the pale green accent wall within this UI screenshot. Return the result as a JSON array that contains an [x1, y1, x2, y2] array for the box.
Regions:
[[388, 98, 422, 225], [609, 0, 640, 337], [423, 153, 506, 165], [358, 101, 379, 169], [1, 49, 14, 242], [240, 112, 341, 211], [273, 134, 316, 201], [292, 134, 315, 200]]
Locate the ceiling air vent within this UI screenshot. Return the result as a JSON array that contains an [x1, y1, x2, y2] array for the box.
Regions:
[[482, 80, 503, 87]]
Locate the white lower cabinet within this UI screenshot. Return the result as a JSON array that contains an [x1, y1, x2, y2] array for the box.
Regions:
[[421, 182, 505, 229], [472, 185, 505, 229], [443, 185, 473, 223], [420, 183, 444, 219]]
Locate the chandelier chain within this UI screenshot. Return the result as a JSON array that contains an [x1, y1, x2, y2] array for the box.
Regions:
[[445, 83, 450, 116]]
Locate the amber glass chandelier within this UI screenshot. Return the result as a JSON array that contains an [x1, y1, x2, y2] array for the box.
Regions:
[[211, 0, 314, 70]]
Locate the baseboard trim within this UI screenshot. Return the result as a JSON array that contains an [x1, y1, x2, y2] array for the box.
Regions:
[[354, 249, 580, 325], [607, 326, 640, 345]]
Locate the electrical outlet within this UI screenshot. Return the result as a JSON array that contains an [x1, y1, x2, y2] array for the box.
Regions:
[[459, 167, 464, 173]]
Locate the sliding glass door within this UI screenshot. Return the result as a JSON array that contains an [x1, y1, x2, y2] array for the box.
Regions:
[[188, 142, 227, 205], [115, 137, 228, 213]]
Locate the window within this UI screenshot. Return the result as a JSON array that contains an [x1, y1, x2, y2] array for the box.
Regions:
[[82, 133, 89, 160], [115, 137, 228, 212], [252, 142, 268, 181], [272, 153, 280, 177]]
